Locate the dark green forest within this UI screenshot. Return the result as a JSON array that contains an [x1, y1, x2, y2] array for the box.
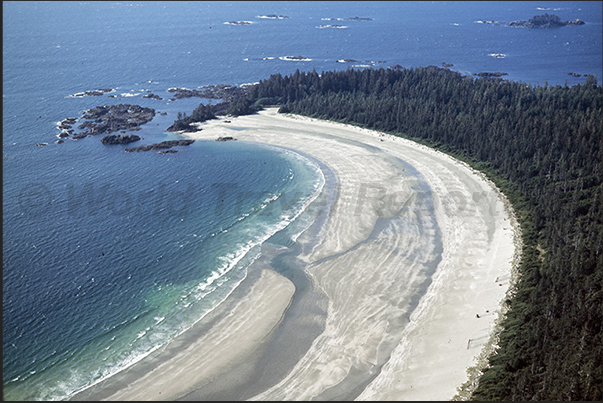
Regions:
[[176, 66, 603, 400]]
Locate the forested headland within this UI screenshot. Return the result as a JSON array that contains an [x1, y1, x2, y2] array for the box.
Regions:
[[173, 66, 602, 400]]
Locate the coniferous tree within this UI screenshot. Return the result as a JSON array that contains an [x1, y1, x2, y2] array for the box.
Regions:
[[172, 67, 602, 400]]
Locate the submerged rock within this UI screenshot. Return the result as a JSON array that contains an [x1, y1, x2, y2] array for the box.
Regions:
[[142, 93, 163, 100]]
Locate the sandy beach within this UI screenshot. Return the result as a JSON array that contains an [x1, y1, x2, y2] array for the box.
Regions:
[[83, 107, 518, 401]]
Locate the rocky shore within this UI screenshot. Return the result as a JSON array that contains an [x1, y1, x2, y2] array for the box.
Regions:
[[56, 117, 77, 138], [474, 71, 508, 78]]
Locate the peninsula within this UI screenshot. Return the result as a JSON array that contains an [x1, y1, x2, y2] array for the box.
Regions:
[[155, 67, 601, 401], [67, 66, 600, 402], [73, 107, 518, 402]]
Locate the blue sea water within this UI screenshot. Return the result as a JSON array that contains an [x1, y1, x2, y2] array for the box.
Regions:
[[3, 1, 602, 400]]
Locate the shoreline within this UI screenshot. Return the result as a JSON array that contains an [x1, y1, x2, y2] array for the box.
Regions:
[[79, 107, 518, 400], [72, 267, 297, 401]]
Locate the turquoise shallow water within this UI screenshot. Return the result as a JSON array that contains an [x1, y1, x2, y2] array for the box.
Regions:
[[3, 1, 601, 400], [2, 136, 325, 400]]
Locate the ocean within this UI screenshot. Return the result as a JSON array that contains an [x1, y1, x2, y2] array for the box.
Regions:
[[3, 1, 602, 400]]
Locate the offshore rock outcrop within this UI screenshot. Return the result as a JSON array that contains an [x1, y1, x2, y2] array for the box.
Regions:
[[508, 13, 585, 28], [101, 134, 141, 145], [142, 93, 163, 100], [75, 104, 155, 139], [124, 139, 195, 152], [71, 88, 113, 97], [57, 117, 77, 130], [167, 84, 249, 101]]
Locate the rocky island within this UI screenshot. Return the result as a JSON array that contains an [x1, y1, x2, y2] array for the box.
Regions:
[[100, 134, 141, 145], [474, 20, 505, 25], [73, 104, 155, 140], [167, 84, 248, 101], [508, 13, 585, 28], [71, 88, 113, 97], [142, 93, 163, 100], [124, 139, 195, 152]]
